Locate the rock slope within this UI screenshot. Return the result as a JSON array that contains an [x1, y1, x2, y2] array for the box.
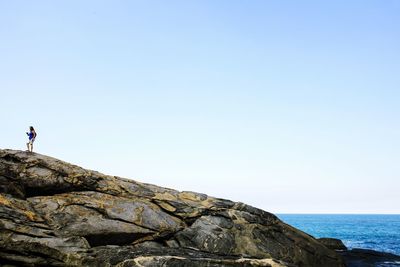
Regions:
[[0, 149, 344, 266]]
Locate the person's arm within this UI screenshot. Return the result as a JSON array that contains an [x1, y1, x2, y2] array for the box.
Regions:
[[34, 132, 37, 138]]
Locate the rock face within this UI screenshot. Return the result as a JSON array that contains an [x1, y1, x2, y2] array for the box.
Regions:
[[0, 149, 344, 267]]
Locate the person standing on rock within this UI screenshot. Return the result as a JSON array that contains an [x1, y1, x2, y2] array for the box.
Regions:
[[26, 126, 37, 152]]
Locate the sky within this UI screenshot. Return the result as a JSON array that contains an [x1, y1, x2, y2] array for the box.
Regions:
[[1, 0, 399, 214]]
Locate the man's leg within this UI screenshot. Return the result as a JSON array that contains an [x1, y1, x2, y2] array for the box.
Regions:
[[26, 142, 30, 151]]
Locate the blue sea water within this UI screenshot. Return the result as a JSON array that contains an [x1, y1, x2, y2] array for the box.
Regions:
[[277, 214, 400, 256]]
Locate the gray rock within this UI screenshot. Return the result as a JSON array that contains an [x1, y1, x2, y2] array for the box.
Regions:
[[0, 149, 345, 266]]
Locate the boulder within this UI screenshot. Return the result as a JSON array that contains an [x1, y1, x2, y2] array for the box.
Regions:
[[0, 149, 344, 266]]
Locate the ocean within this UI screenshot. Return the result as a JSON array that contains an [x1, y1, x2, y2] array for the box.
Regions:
[[277, 214, 400, 256]]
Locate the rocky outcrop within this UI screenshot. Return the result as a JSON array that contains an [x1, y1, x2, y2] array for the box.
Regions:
[[0, 149, 344, 266], [339, 248, 400, 267], [318, 238, 400, 267]]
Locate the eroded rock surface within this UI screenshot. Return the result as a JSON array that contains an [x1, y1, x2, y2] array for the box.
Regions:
[[0, 149, 344, 266]]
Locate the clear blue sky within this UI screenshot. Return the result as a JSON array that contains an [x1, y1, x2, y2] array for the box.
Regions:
[[1, 1, 399, 213]]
